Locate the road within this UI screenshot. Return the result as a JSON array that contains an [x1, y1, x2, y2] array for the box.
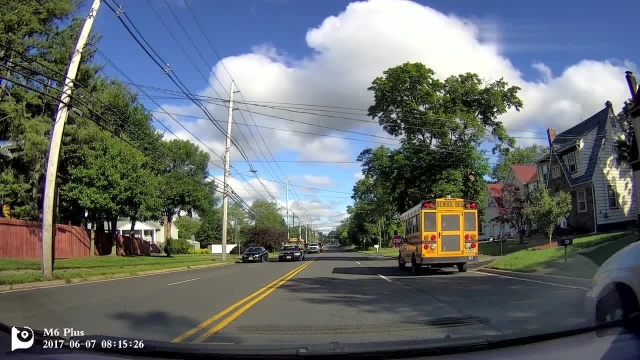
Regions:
[[0, 247, 590, 347]]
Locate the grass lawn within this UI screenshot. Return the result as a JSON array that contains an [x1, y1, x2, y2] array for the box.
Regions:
[[488, 232, 635, 276], [479, 237, 550, 256], [0, 254, 237, 286], [360, 248, 399, 257]]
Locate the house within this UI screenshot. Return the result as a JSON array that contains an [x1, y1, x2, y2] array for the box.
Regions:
[[536, 101, 636, 233], [624, 71, 640, 224], [114, 219, 179, 244]]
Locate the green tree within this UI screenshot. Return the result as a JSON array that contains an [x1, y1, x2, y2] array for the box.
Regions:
[[157, 139, 216, 254], [523, 182, 572, 244], [248, 199, 286, 229], [194, 208, 221, 248], [174, 216, 202, 240], [492, 145, 548, 182]]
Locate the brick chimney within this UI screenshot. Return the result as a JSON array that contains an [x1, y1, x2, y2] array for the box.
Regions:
[[626, 71, 638, 97], [547, 128, 556, 146]]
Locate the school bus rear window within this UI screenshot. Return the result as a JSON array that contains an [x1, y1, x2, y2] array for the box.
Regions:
[[464, 212, 477, 231], [423, 212, 436, 232]]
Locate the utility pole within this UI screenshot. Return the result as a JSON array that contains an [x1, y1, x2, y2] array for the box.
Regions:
[[41, 0, 101, 279], [285, 179, 289, 242], [297, 200, 301, 240], [305, 211, 308, 242], [221, 81, 235, 261]]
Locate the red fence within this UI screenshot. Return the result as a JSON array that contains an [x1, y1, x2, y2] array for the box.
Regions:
[[0, 218, 152, 259]]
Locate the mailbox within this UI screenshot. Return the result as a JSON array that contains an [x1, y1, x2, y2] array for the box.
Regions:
[[557, 237, 574, 247]]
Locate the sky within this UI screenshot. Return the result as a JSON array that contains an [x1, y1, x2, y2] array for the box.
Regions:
[[84, 0, 639, 233]]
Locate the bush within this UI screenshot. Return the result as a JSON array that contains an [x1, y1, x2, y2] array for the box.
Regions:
[[187, 248, 211, 254], [166, 239, 190, 254]]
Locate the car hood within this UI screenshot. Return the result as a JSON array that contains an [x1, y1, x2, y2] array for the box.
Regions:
[[597, 239, 640, 274]]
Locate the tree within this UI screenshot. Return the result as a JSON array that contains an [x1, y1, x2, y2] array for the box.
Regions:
[[492, 145, 548, 182], [498, 183, 529, 243], [174, 216, 202, 240], [194, 208, 221, 249], [246, 226, 285, 252], [523, 182, 572, 244], [157, 139, 216, 255], [227, 201, 247, 241], [614, 100, 635, 163], [248, 200, 286, 230]]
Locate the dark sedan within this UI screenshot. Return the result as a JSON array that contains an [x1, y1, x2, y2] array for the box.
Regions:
[[278, 244, 305, 262], [241, 247, 268, 263]]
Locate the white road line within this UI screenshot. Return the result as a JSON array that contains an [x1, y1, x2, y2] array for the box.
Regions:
[[377, 274, 393, 282], [356, 262, 361, 265], [471, 271, 590, 290], [167, 278, 200, 286]]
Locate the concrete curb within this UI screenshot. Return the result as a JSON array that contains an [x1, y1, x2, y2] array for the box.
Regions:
[[477, 268, 592, 288], [0, 262, 232, 292]]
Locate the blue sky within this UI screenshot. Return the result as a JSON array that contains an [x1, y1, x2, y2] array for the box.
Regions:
[[83, 0, 639, 232]]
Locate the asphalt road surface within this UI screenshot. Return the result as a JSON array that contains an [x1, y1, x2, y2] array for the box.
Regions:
[[0, 247, 590, 347]]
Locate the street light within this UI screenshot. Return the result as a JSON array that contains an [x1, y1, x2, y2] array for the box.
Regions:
[[222, 168, 257, 260]]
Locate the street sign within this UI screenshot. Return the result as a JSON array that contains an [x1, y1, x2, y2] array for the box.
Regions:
[[392, 235, 403, 247]]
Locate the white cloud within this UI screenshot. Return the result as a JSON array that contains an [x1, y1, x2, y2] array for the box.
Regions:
[[289, 174, 336, 187], [153, 0, 635, 232], [354, 172, 364, 181]]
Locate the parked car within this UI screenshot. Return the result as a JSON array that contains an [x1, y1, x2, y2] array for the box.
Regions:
[[307, 243, 320, 253], [278, 244, 305, 262], [585, 239, 640, 329], [478, 232, 494, 242], [241, 247, 268, 263]]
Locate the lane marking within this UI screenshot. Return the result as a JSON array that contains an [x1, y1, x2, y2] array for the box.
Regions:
[[167, 278, 200, 286], [471, 270, 590, 290], [356, 262, 361, 265], [171, 261, 311, 342], [377, 274, 393, 282], [0, 263, 232, 294], [194, 260, 314, 343]]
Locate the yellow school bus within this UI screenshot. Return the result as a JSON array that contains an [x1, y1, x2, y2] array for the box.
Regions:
[[398, 196, 479, 275]]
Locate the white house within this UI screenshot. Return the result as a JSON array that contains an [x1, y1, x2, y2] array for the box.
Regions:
[[536, 101, 636, 233], [115, 219, 179, 244]]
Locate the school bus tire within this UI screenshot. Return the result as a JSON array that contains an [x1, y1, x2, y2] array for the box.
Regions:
[[458, 263, 468, 272], [411, 255, 421, 276], [398, 254, 406, 269]]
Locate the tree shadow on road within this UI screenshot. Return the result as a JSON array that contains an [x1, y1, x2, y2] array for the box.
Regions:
[[332, 266, 458, 277], [274, 274, 589, 336]]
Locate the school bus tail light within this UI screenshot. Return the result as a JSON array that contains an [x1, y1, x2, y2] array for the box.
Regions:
[[464, 202, 477, 209], [465, 242, 477, 249], [471, 234, 477, 240], [422, 201, 436, 208], [471, 243, 477, 249], [464, 234, 470, 240], [423, 244, 436, 250], [430, 234, 436, 241]]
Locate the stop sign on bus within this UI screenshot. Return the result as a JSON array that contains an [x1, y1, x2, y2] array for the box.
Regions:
[[392, 235, 403, 247]]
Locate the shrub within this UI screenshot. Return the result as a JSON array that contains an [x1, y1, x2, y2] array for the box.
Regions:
[[167, 239, 190, 254], [197, 248, 211, 254]]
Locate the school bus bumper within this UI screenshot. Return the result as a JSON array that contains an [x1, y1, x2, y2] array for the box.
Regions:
[[420, 256, 477, 265]]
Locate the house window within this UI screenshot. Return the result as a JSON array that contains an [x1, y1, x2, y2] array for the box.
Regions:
[[540, 165, 549, 183], [551, 166, 561, 179], [612, 146, 621, 167], [607, 185, 618, 209], [577, 190, 587, 213], [567, 152, 577, 173]]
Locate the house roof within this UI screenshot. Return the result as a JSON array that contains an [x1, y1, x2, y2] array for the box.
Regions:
[[538, 104, 613, 186], [510, 164, 537, 184]]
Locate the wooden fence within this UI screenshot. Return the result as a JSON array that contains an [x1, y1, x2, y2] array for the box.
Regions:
[[0, 218, 154, 259]]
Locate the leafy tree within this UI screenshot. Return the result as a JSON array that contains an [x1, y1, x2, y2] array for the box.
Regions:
[[492, 145, 548, 182], [246, 226, 285, 252], [248, 199, 286, 230], [614, 100, 635, 162], [227, 201, 247, 240], [498, 183, 529, 243], [174, 216, 202, 240], [194, 208, 221, 249], [523, 182, 572, 244]]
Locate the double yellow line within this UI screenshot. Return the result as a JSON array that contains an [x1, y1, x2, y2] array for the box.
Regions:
[[172, 260, 313, 343]]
